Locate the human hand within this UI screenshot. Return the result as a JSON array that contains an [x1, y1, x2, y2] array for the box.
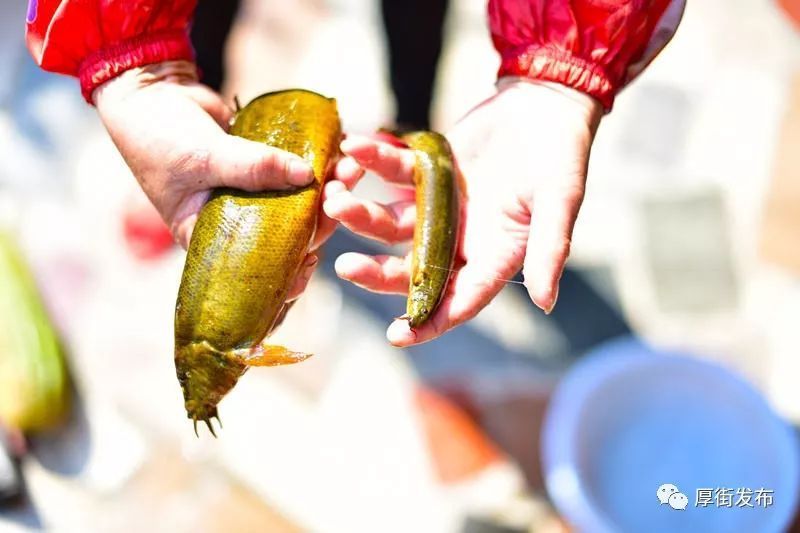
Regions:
[[324, 79, 603, 346], [94, 60, 337, 299]]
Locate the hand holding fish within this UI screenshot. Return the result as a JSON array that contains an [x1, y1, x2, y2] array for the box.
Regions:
[[93, 60, 343, 298], [326, 79, 602, 346]]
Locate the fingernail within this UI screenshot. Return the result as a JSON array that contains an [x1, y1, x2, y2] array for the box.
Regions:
[[387, 319, 415, 347], [305, 254, 319, 268], [544, 284, 560, 315], [289, 160, 314, 186], [333, 254, 351, 278]]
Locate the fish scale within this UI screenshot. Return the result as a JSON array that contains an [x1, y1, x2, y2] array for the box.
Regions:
[[174, 90, 341, 432]]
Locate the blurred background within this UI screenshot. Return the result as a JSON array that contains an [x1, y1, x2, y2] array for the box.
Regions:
[[2, 0, 800, 531]]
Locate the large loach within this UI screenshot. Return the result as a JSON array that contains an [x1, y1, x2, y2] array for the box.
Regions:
[[174, 89, 341, 435]]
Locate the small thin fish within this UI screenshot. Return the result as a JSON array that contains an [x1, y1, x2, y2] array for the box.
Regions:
[[400, 131, 460, 328]]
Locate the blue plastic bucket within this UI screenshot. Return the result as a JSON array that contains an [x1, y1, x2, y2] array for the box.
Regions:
[[541, 336, 799, 533]]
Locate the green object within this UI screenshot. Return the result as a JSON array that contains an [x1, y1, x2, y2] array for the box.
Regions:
[[402, 131, 460, 328], [174, 89, 341, 433], [0, 232, 70, 432]]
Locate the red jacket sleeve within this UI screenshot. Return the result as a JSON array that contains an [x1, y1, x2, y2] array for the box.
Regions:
[[26, 0, 197, 104], [488, 0, 686, 110]]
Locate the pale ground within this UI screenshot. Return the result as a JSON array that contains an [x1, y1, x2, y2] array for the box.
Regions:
[[2, 0, 800, 531]]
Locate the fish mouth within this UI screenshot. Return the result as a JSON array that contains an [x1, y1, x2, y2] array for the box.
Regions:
[[189, 410, 222, 438], [184, 397, 223, 437], [175, 340, 247, 436], [406, 295, 432, 328], [175, 338, 312, 435], [406, 312, 428, 329]]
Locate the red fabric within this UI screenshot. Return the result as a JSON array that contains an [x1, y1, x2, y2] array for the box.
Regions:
[[25, 0, 679, 110], [26, 0, 196, 103], [488, 0, 676, 110], [778, 0, 800, 29], [122, 202, 176, 261]]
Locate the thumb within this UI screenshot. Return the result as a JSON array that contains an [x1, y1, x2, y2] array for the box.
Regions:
[[205, 134, 315, 191]]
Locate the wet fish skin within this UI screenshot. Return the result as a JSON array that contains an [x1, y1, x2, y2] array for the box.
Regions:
[[174, 89, 341, 427], [402, 131, 460, 328]]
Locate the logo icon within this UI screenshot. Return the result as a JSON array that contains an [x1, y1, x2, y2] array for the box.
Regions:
[[657, 483, 679, 504], [669, 492, 689, 510], [658, 483, 688, 510]]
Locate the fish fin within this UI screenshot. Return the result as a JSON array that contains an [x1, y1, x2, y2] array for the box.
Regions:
[[243, 343, 312, 367]]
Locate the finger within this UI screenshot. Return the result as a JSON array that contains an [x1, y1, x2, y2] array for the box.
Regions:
[[334, 253, 410, 294], [386, 206, 522, 346], [206, 135, 314, 190], [286, 254, 319, 301], [310, 181, 347, 250], [332, 156, 365, 189], [323, 189, 415, 244], [183, 84, 234, 130], [174, 214, 196, 250], [522, 186, 584, 313], [171, 189, 212, 249], [386, 260, 508, 347], [340, 136, 417, 187]]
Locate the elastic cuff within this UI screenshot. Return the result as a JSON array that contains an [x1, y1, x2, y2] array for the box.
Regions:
[[78, 29, 195, 104], [498, 45, 616, 111]]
